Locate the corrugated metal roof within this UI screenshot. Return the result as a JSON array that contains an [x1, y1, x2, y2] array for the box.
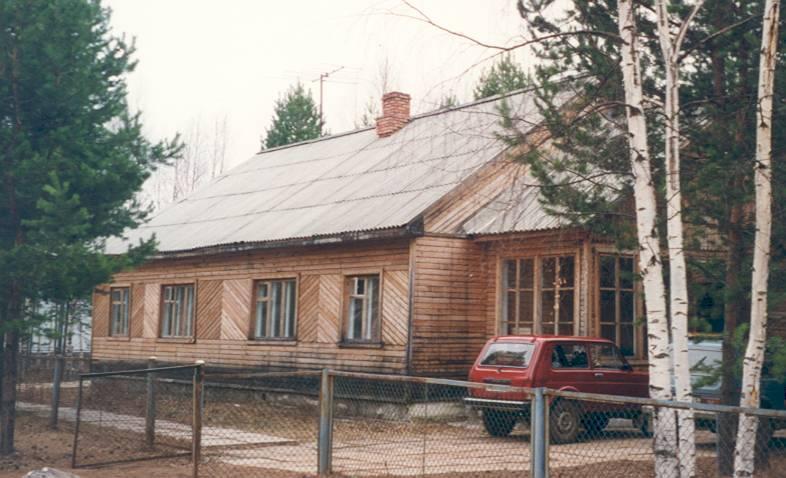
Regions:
[[106, 90, 554, 254], [461, 167, 565, 235]]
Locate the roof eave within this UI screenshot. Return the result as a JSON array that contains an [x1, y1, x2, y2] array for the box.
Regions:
[[142, 223, 424, 260]]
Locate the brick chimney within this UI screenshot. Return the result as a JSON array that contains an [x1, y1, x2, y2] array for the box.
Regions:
[[376, 92, 411, 137]]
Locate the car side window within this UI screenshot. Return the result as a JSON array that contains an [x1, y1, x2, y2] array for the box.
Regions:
[[551, 344, 589, 369], [590, 343, 626, 370]]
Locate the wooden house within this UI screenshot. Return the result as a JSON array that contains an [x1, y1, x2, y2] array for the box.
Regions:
[[92, 90, 646, 377]]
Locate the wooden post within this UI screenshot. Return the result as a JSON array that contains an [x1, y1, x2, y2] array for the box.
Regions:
[[49, 354, 64, 429], [145, 357, 157, 449], [192, 361, 204, 478], [317, 369, 334, 476]]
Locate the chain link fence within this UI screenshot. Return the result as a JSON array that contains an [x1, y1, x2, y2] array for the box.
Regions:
[[541, 388, 786, 478], [197, 370, 321, 477], [15, 359, 785, 477], [328, 371, 532, 477], [16, 353, 90, 432], [70, 363, 201, 470]]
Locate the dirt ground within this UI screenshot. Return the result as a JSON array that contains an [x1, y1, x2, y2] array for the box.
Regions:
[[0, 414, 194, 478]]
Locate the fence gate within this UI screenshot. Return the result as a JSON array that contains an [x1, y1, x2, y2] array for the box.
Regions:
[[71, 363, 203, 472]]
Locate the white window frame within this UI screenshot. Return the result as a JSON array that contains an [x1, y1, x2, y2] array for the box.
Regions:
[[160, 284, 195, 338], [252, 278, 297, 340], [110, 287, 130, 337], [344, 275, 381, 343]]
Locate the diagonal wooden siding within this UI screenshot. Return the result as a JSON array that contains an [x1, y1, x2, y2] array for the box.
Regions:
[[130, 283, 145, 338], [143, 284, 161, 338], [221, 279, 252, 340], [94, 240, 411, 374], [382, 270, 409, 346], [317, 274, 341, 343], [92, 286, 111, 338], [297, 275, 319, 343], [196, 280, 222, 339]]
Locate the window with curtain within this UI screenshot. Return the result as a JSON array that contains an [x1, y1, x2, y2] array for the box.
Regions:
[[110, 287, 129, 336], [253, 279, 297, 339], [344, 275, 380, 342], [160, 284, 194, 338]]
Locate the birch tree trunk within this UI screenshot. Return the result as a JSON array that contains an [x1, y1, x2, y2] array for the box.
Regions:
[[617, 2, 679, 476], [654, 1, 704, 476], [733, 0, 780, 475]]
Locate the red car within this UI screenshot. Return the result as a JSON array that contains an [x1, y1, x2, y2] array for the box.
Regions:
[[466, 335, 649, 443]]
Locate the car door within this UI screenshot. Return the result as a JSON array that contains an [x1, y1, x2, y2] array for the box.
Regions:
[[542, 342, 594, 392], [588, 342, 642, 396]]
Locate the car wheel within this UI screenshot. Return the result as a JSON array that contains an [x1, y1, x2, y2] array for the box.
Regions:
[[550, 400, 581, 444], [581, 413, 610, 435], [482, 410, 517, 437], [633, 412, 652, 437]]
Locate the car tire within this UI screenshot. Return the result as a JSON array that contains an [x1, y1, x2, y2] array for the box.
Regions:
[[550, 400, 581, 444], [633, 411, 652, 437], [482, 410, 517, 437], [581, 414, 609, 435]]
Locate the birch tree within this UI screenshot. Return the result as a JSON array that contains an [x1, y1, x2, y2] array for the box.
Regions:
[[654, 1, 705, 476], [734, 0, 781, 475], [618, 1, 679, 475]]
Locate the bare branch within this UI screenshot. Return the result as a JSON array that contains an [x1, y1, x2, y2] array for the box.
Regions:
[[678, 14, 759, 62], [397, 0, 622, 53]]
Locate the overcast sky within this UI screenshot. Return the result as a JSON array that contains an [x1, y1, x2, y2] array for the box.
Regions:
[[105, 0, 535, 172]]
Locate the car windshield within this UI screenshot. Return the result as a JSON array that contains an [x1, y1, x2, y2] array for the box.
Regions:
[[480, 342, 535, 368]]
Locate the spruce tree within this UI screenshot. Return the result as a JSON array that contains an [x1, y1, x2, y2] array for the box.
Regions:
[[473, 54, 531, 100], [0, 0, 180, 453], [262, 83, 323, 149]]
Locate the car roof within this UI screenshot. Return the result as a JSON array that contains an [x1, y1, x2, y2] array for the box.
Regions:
[[489, 335, 615, 345]]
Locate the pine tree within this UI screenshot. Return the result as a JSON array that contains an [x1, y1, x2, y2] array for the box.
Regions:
[[0, 0, 180, 453], [473, 54, 531, 100], [262, 83, 323, 149]]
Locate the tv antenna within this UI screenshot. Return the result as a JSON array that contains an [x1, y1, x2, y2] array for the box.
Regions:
[[313, 66, 345, 124]]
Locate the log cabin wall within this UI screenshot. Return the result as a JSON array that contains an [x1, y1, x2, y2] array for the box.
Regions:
[[92, 239, 411, 373], [409, 235, 486, 377]]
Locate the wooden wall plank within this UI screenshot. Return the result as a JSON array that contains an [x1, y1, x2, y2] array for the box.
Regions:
[[382, 270, 409, 346], [297, 275, 319, 343], [196, 279, 222, 339], [221, 279, 252, 340], [410, 236, 486, 376], [92, 286, 110, 338], [130, 283, 145, 338], [142, 284, 160, 338], [318, 275, 341, 343]]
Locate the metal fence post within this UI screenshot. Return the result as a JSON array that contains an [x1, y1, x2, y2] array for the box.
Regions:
[[49, 354, 64, 429], [192, 361, 204, 478], [145, 356, 157, 449], [531, 387, 549, 478], [70, 376, 84, 468], [318, 368, 335, 476]]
